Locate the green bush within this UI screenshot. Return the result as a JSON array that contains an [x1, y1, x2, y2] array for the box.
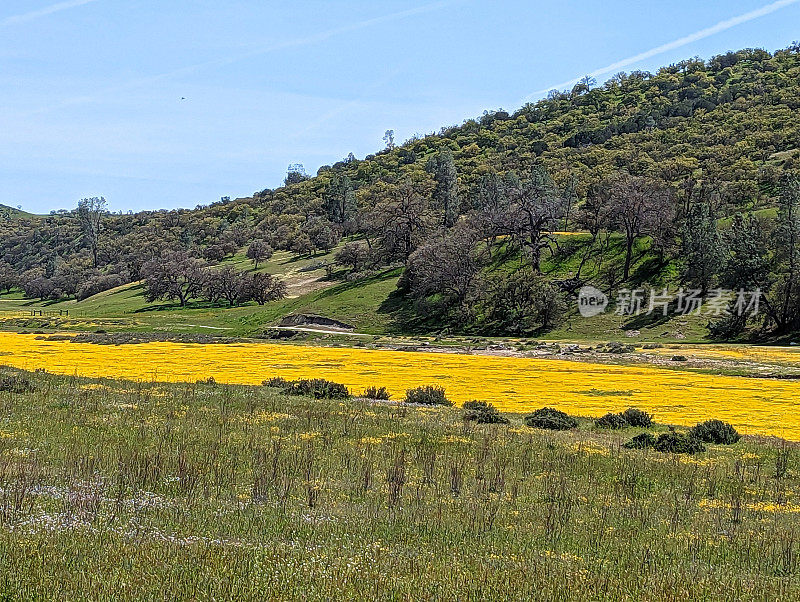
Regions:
[[404, 385, 452, 406], [653, 432, 706, 454], [262, 377, 349, 399], [690, 419, 740, 444], [596, 412, 628, 429], [363, 386, 391, 400], [524, 407, 577, 431], [289, 379, 350, 399], [0, 374, 34, 394], [462, 400, 509, 424], [624, 432, 657, 449], [621, 407, 653, 428]]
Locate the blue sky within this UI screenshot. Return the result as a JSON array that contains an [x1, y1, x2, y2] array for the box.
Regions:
[[1, 0, 799, 214]]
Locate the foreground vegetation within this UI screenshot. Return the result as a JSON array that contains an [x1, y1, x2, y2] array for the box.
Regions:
[[0, 366, 798, 599]]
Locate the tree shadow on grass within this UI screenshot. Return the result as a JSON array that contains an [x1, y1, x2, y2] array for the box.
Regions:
[[313, 267, 402, 300], [377, 288, 424, 334], [133, 300, 217, 313]]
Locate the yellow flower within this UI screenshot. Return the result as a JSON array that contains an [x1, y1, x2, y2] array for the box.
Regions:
[[2, 332, 800, 439]]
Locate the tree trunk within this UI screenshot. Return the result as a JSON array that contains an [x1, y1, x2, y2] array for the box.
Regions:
[[623, 236, 634, 281]]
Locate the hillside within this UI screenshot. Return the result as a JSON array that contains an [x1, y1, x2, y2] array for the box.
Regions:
[[247, 44, 800, 213], [0, 234, 713, 342], [1, 44, 800, 340], [0, 204, 36, 220]]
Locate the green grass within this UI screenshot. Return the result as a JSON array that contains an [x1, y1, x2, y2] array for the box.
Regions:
[[0, 365, 798, 599], [0, 264, 405, 337], [0, 235, 737, 344]]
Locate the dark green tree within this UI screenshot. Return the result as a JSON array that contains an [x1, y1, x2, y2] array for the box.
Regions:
[[709, 212, 772, 337], [680, 202, 724, 293], [771, 176, 800, 332], [323, 174, 356, 224], [426, 149, 460, 227]]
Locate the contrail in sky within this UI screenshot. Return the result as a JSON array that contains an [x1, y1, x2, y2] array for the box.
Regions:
[[121, 0, 464, 85], [22, 0, 463, 116], [524, 0, 800, 101], [0, 0, 100, 28]]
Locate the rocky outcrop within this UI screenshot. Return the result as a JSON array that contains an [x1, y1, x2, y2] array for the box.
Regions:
[[278, 314, 354, 331]]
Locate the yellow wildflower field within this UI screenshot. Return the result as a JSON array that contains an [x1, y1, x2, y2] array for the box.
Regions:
[[642, 343, 800, 366], [1, 332, 800, 439]]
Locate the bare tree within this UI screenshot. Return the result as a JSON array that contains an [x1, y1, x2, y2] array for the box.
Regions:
[[597, 173, 674, 280], [504, 167, 567, 271], [335, 242, 370, 273], [471, 173, 512, 258], [205, 266, 252, 307], [250, 272, 287, 305], [405, 222, 486, 322], [140, 251, 207, 306], [246, 239, 273, 269], [369, 176, 435, 262], [77, 197, 107, 267]]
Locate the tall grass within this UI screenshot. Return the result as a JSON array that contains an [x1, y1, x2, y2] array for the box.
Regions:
[[0, 366, 798, 599]]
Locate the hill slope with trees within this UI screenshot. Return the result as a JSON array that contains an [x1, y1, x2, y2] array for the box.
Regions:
[[1, 44, 800, 339]]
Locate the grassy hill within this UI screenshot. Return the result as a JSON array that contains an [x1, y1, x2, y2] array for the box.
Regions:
[[2, 45, 800, 341], [0, 232, 716, 342], [0, 204, 37, 220], [245, 45, 800, 215]]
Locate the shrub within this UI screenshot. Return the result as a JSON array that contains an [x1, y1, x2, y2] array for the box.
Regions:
[[463, 400, 509, 424], [624, 432, 657, 449], [299, 260, 326, 273], [263, 377, 290, 389], [404, 385, 452, 406], [690, 419, 741, 444], [524, 407, 577, 431], [262, 377, 350, 399], [76, 274, 125, 301], [621, 407, 653, 428], [289, 379, 350, 400], [0, 374, 34, 394], [671, 355, 687, 362], [653, 432, 706, 454], [363, 386, 391, 400], [598, 342, 635, 354], [596, 412, 628, 429]]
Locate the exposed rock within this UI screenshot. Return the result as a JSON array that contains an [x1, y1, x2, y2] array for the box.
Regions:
[[278, 314, 354, 331]]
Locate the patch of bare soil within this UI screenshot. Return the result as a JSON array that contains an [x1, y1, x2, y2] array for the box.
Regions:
[[284, 275, 332, 298]]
